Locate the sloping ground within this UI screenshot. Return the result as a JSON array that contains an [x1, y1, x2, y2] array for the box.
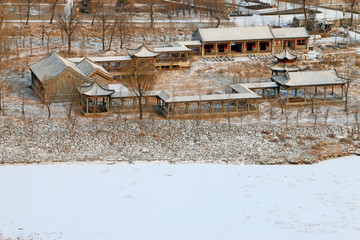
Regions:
[[0, 117, 358, 164], [0, 156, 359, 240]]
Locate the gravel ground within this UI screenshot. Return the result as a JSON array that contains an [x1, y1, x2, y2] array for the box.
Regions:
[[0, 116, 359, 165]]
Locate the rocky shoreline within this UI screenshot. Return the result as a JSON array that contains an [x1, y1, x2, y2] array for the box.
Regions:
[[0, 117, 359, 165]]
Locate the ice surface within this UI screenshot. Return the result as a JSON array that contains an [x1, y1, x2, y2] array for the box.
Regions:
[[0, 156, 360, 240]]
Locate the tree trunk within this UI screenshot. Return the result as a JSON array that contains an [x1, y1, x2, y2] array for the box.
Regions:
[[50, 0, 58, 24], [47, 105, 51, 119], [302, 0, 307, 24], [350, 2, 355, 26], [138, 96, 143, 120], [150, 4, 154, 28], [26, 0, 31, 25], [68, 34, 71, 54], [216, 17, 220, 28]]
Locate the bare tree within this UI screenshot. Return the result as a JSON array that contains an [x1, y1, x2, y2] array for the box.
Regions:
[[26, 0, 31, 25], [324, 107, 330, 125], [125, 60, 157, 120], [342, 56, 358, 112], [44, 86, 56, 119], [91, 0, 102, 25], [346, 0, 358, 26], [57, 8, 80, 54], [49, 0, 59, 24], [206, 0, 228, 28], [117, 13, 129, 49], [96, 7, 115, 51], [0, 4, 5, 29]]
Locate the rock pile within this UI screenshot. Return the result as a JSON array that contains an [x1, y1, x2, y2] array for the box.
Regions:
[[0, 117, 358, 164]]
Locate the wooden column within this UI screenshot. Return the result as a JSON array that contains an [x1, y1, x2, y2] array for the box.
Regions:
[[264, 89, 267, 100], [257, 41, 260, 53], [324, 86, 327, 102], [86, 97, 89, 114], [199, 102, 202, 114], [304, 87, 307, 102], [185, 103, 189, 113], [215, 43, 218, 56], [229, 43, 232, 55], [331, 85, 334, 95], [315, 86, 317, 95], [93, 97, 96, 114], [236, 100, 239, 111], [286, 88, 289, 103], [341, 85, 344, 99], [244, 42, 247, 54]]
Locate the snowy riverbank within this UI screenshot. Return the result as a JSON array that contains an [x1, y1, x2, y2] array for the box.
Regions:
[[0, 156, 359, 240], [0, 117, 358, 164]]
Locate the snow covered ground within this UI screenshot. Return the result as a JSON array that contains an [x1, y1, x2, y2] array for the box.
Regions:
[[0, 156, 359, 240]]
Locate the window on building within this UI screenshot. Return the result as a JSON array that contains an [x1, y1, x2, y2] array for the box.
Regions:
[[218, 44, 227, 53], [231, 43, 242, 53], [159, 53, 169, 59], [102, 63, 109, 68], [247, 42, 254, 51], [204, 44, 214, 53], [297, 39, 306, 45], [260, 42, 269, 51], [171, 53, 179, 58], [111, 63, 120, 68]]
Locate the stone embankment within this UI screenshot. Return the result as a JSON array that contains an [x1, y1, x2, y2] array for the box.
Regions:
[[0, 117, 358, 164]]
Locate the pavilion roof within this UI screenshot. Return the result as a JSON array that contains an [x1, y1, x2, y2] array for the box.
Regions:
[[165, 92, 259, 103], [127, 45, 160, 58], [272, 70, 346, 87], [266, 62, 308, 72], [273, 47, 299, 60], [78, 81, 115, 96]]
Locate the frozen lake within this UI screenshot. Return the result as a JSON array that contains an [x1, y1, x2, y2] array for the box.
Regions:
[[0, 157, 360, 240]]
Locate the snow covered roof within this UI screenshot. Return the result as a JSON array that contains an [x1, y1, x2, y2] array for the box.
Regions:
[[127, 45, 160, 58], [272, 70, 346, 87], [238, 82, 280, 89], [192, 26, 274, 42], [30, 51, 87, 83], [153, 46, 191, 53], [271, 27, 309, 39], [111, 90, 171, 101], [274, 47, 298, 60], [78, 81, 115, 96], [175, 41, 202, 46], [166, 92, 259, 103], [266, 62, 307, 72], [68, 56, 132, 63], [76, 59, 113, 79]]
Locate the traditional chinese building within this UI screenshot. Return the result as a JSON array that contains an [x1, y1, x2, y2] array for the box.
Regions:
[[192, 26, 310, 56], [266, 46, 308, 75]]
